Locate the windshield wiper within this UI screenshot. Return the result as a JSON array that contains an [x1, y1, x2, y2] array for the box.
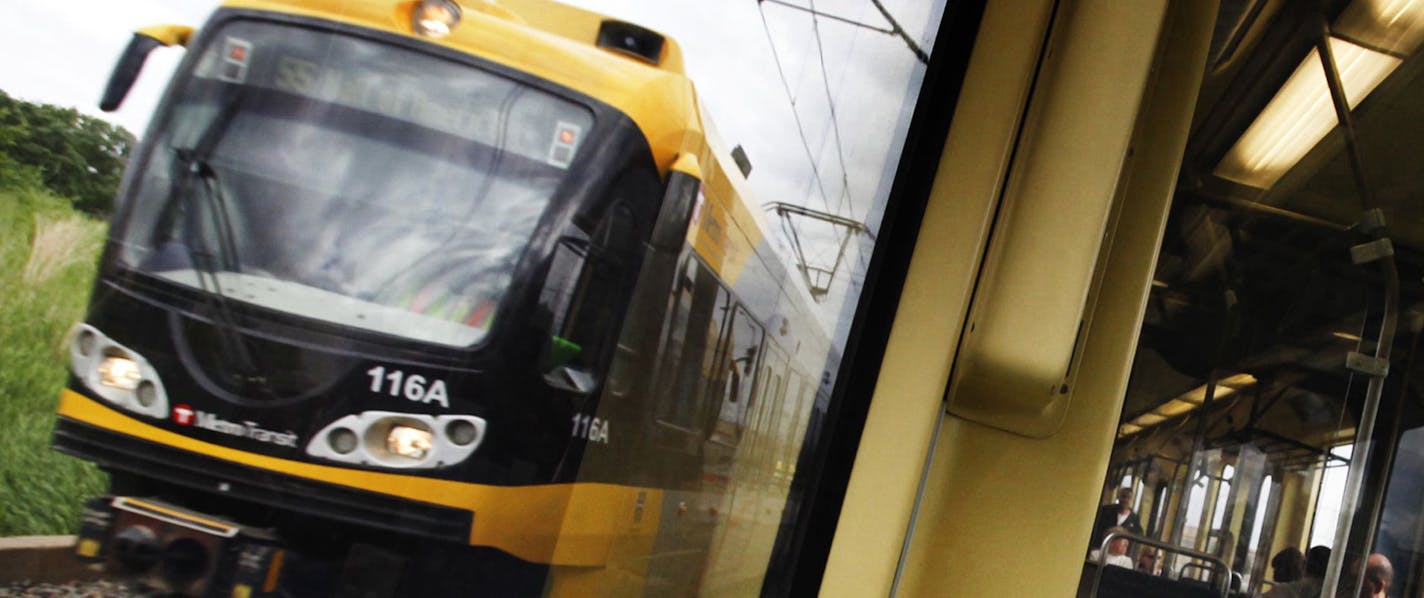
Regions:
[[159, 92, 279, 398], [173, 151, 276, 397]]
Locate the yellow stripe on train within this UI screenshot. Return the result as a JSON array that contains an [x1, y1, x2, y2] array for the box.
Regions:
[[57, 389, 660, 566]]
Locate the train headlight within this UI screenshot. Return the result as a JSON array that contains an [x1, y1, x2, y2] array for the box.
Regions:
[[386, 424, 433, 460], [307, 412, 486, 469], [412, 0, 461, 38], [67, 324, 170, 420], [98, 356, 143, 390]]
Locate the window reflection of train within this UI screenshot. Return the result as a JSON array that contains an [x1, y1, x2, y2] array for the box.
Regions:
[[52, 0, 836, 595]]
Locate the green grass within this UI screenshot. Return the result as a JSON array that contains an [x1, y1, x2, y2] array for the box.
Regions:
[[0, 186, 109, 536]]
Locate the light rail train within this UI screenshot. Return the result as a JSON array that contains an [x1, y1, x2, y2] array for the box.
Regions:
[[53, 0, 839, 594], [36, 0, 1424, 596]]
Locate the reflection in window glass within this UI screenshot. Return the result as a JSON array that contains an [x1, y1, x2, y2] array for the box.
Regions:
[[1184, 478, 1207, 548], [20, 0, 948, 594], [1084, 0, 1424, 595], [1211, 465, 1234, 532], [1311, 444, 1355, 548], [1246, 474, 1271, 582]]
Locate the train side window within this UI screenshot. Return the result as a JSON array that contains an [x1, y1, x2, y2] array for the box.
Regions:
[[538, 202, 639, 385], [655, 257, 732, 433], [539, 238, 588, 346], [709, 306, 764, 446]]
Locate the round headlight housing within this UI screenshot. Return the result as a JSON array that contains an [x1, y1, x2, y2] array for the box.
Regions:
[[328, 427, 359, 454], [412, 0, 461, 38], [446, 419, 479, 446], [307, 412, 487, 469], [67, 324, 170, 419]]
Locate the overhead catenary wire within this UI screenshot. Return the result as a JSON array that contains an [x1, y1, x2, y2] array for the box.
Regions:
[[756, 0, 837, 215], [869, 0, 930, 64], [759, 0, 929, 64], [761, 0, 897, 34], [757, 0, 920, 302], [806, 0, 856, 221]]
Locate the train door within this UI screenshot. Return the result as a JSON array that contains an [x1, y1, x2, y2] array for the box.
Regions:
[[703, 305, 764, 481]]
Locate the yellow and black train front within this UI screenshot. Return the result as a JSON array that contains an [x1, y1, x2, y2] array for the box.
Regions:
[[52, 1, 718, 595]]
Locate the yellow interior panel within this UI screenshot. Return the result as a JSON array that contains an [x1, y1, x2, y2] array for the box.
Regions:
[[822, 0, 1219, 595], [818, 0, 1057, 593]]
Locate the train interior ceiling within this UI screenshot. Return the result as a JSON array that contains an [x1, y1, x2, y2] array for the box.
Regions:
[[1102, 0, 1424, 593]]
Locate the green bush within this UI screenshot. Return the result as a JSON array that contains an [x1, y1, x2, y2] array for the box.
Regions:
[[0, 178, 110, 536], [0, 89, 134, 215]]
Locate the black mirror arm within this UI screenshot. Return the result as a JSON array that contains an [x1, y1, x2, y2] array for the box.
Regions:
[[100, 25, 194, 112]]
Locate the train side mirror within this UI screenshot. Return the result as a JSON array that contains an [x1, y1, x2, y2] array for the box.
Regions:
[[100, 25, 194, 112]]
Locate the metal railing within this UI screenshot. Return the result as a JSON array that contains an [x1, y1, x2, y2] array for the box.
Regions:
[[1088, 532, 1232, 598]]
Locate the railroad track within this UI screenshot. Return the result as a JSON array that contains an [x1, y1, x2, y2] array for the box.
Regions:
[[0, 536, 150, 597]]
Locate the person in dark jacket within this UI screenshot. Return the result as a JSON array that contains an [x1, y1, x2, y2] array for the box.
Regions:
[[1089, 487, 1143, 553]]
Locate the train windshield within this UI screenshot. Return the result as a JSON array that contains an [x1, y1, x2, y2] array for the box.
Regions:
[[113, 20, 594, 347]]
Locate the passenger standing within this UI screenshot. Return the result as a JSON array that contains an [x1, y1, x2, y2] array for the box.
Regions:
[[1089, 487, 1143, 552]]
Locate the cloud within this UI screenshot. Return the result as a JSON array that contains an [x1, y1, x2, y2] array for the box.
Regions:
[[0, 0, 220, 133]]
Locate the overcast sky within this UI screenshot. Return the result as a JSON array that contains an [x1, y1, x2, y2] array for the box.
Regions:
[[0, 0, 942, 339]]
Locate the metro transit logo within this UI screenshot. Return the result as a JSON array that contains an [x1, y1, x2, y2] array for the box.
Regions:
[[168, 404, 298, 447], [173, 404, 195, 425]]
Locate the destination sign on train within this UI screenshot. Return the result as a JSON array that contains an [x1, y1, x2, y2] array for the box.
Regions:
[[190, 34, 592, 170]]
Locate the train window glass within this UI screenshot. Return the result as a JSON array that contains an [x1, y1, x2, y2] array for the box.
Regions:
[[655, 257, 732, 433], [1373, 427, 1424, 596], [1179, 453, 1213, 550], [1151, 482, 1170, 537], [22, 0, 953, 593], [559, 203, 639, 369], [1310, 444, 1354, 548], [1092, 0, 1424, 593], [113, 21, 596, 347], [1210, 464, 1233, 532], [539, 238, 587, 340], [1247, 475, 1272, 573], [710, 306, 765, 446]]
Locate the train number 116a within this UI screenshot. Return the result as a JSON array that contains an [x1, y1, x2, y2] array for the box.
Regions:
[[572, 414, 610, 444], [366, 366, 450, 408]]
